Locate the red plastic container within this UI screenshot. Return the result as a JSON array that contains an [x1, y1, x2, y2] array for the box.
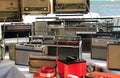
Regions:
[[40, 66, 55, 77], [33, 73, 40, 78], [33, 66, 57, 78], [58, 59, 86, 78]]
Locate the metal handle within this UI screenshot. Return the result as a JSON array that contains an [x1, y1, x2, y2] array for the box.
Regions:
[[79, 40, 82, 59]]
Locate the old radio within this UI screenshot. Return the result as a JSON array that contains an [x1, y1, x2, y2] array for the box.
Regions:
[[66, 26, 96, 52], [107, 42, 120, 70], [53, 0, 90, 13], [48, 45, 80, 59], [22, 0, 51, 14], [2, 23, 32, 38], [15, 45, 43, 65], [48, 36, 81, 59], [0, 0, 22, 22], [91, 38, 113, 60], [29, 55, 57, 73]]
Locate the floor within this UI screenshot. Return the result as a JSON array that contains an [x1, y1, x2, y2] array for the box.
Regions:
[[1, 52, 120, 78], [0, 53, 33, 78]]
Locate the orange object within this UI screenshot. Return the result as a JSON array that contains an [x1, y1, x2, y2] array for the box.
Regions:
[[87, 71, 120, 78]]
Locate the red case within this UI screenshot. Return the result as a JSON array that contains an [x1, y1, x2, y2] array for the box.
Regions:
[[58, 60, 86, 78]]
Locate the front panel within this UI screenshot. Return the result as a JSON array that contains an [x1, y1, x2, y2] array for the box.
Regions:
[[0, 0, 22, 21], [53, 0, 89, 13], [48, 45, 79, 59], [91, 46, 107, 60], [22, 0, 50, 14], [15, 45, 43, 65], [34, 21, 48, 35], [107, 44, 120, 70], [91, 38, 112, 60], [92, 38, 111, 47], [2, 23, 32, 38]]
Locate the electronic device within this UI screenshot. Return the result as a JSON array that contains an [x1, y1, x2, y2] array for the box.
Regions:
[[22, 0, 50, 14], [53, 0, 90, 13], [0, 0, 22, 21]]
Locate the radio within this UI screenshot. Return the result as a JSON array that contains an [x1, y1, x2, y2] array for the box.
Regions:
[[2, 23, 32, 38], [0, 0, 22, 22], [107, 43, 120, 70], [22, 0, 51, 14], [53, 0, 90, 13], [91, 38, 112, 60]]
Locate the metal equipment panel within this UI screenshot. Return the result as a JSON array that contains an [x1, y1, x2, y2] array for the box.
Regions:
[[91, 38, 112, 60], [34, 21, 48, 35]]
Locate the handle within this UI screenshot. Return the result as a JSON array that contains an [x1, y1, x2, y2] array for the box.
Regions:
[[79, 40, 82, 59]]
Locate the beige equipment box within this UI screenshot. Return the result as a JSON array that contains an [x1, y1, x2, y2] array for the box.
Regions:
[[0, 0, 22, 21], [22, 0, 51, 14], [107, 43, 120, 70], [53, 0, 89, 13], [91, 38, 112, 60]]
